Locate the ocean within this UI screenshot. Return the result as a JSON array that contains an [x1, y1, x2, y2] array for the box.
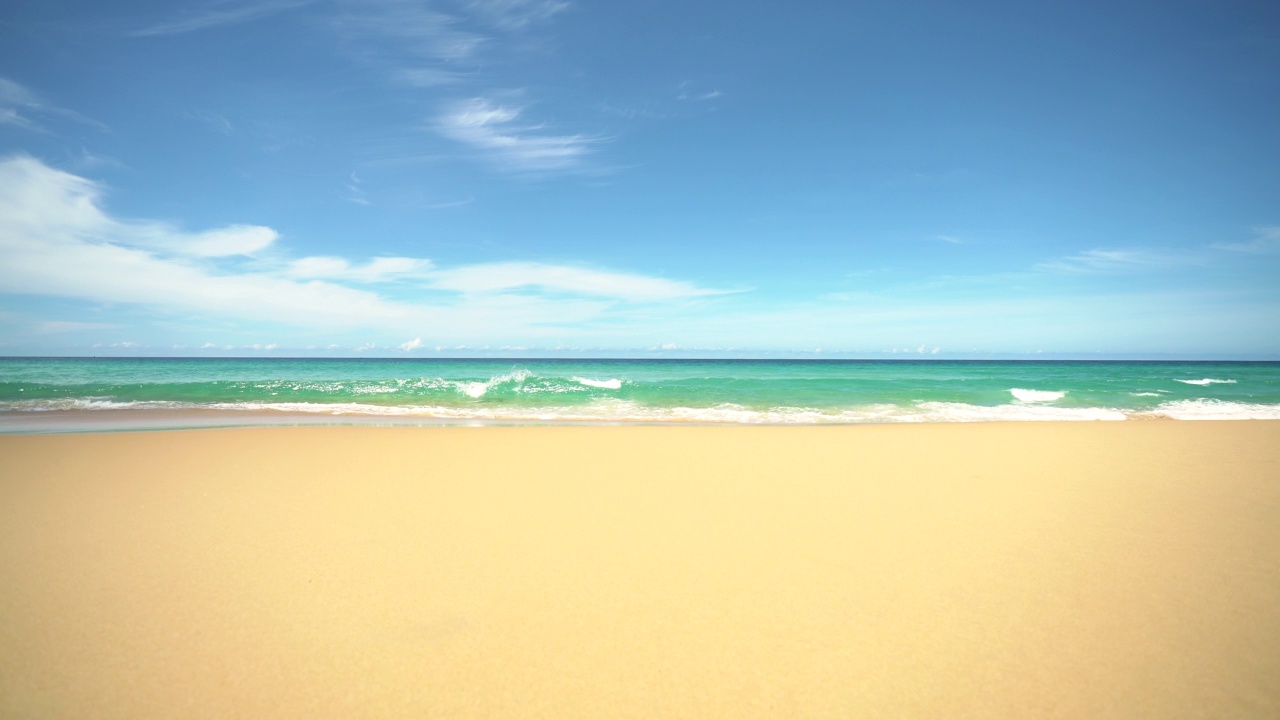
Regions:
[[1, 358, 1278, 432]]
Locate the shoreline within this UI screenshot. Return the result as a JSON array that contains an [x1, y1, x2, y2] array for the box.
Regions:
[[3, 403, 1277, 434], [4, 423, 1279, 718]]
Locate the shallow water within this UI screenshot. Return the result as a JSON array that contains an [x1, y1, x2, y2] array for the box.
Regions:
[[2, 358, 1278, 430]]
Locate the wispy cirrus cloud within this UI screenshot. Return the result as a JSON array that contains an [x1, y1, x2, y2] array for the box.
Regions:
[[436, 97, 599, 172], [1034, 227, 1280, 277], [333, 0, 485, 63], [1211, 226, 1280, 255], [426, 261, 733, 301], [330, 1, 600, 175], [1034, 248, 1197, 274], [131, 0, 314, 37], [282, 255, 731, 301], [0, 78, 43, 132], [185, 110, 234, 135], [466, 0, 569, 31], [0, 77, 105, 133], [332, 0, 569, 73], [676, 82, 723, 102], [395, 68, 470, 87]]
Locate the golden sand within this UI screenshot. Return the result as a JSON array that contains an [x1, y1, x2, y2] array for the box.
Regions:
[[2, 422, 1279, 718]]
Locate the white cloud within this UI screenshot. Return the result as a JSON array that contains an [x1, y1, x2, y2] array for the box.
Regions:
[[426, 261, 728, 301], [399, 337, 423, 351], [286, 256, 432, 283], [436, 98, 600, 172], [1035, 248, 1192, 274], [1, 154, 276, 258], [934, 234, 963, 244], [183, 225, 279, 256], [1212, 226, 1280, 255], [467, 0, 569, 30], [0, 156, 418, 327], [0, 157, 725, 344], [132, 0, 313, 37]]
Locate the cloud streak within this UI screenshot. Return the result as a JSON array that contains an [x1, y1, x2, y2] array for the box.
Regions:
[[1212, 227, 1280, 255], [132, 0, 313, 37], [1035, 248, 1195, 274], [466, 0, 570, 31], [0, 77, 105, 133], [334, 0, 485, 62], [436, 98, 599, 172], [329, 1, 598, 175], [426, 261, 732, 301]]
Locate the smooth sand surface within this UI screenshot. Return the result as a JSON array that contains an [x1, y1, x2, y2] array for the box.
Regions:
[[2, 422, 1279, 718]]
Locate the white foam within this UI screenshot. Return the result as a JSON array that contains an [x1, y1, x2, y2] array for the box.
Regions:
[[1175, 378, 1236, 386], [896, 402, 1126, 422], [1129, 392, 1163, 397], [573, 377, 623, 390], [4, 397, 1276, 427], [1010, 388, 1067, 403], [0, 398, 193, 412], [452, 369, 532, 398], [350, 383, 399, 395], [1141, 400, 1280, 420], [0, 398, 1124, 424]]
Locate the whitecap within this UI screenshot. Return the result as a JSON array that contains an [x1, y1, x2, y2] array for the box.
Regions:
[[573, 377, 623, 390], [1010, 388, 1067, 403], [1175, 378, 1236, 386], [452, 369, 532, 398], [457, 382, 489, 398]]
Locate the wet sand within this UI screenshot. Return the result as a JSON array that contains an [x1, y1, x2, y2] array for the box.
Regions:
[[2, 422, 1278, 718]]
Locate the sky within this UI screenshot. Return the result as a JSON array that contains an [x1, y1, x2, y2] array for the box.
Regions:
[[1, 0, 1278, 358]]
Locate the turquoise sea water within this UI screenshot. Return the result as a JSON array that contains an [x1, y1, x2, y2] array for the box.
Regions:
[[1, 358, 1279, 431]]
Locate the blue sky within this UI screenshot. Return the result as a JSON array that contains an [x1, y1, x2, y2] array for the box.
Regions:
[[1, 0, 1278, 358]]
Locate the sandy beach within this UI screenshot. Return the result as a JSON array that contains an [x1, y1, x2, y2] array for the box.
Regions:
[[2, 422, 1278, 718]]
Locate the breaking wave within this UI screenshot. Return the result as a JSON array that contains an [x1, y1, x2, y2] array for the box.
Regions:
[[1010, 388, 1067, 403], [573, 377, 623, 390]]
